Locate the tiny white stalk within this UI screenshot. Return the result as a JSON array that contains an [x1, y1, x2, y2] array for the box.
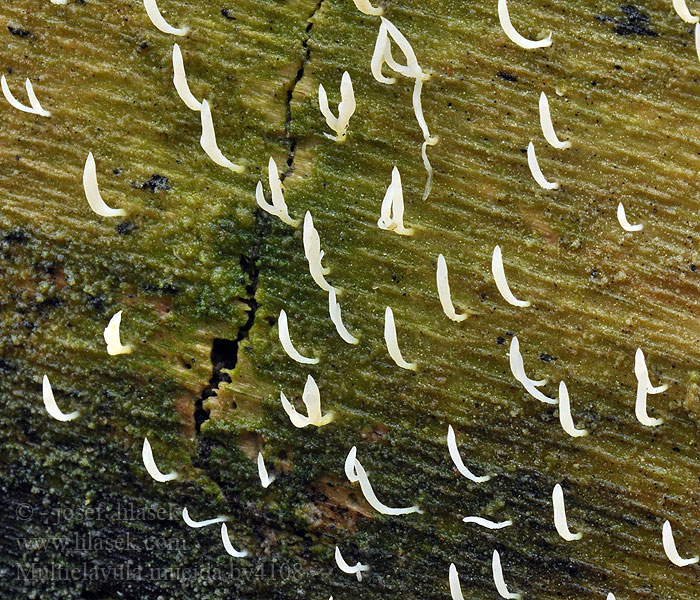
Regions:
[[42, 375, 79, 422], [172, 44, 202, 111], [634, 348, 666, 427], [103, 310, 133, 356], [449, 563, 466, 600], [1, 75, 50, 116], [437, 254, 467, 321], [199, 100, 244, 172], [142, 437, 178, 482], [492, 550, 522, 600], [492, 246, 531, 308], [328, 289, 359, 344], [673, 0, 699, 23], [527, 141, 559, 190], [377, 167, 413, 235], [83, 153, 127, 217], [257, 451, 275, 488], [497, 0, 552, 49], [617, 202, 643, 232], [319, 71, 356, 142], [384, 306, 416, 370], [256, 157, 300, 227], [303, 212, 335, 292], [278, 309, 318, 364], [557, 382, 588, 438], [552, 483, 582, 541], [182, 508, 228, 528], [143, 0, 188, 35], [508, 336, 556, 404], [351, 0, 383, 15], [462, 516, 512, 529], [280, 374, 334, 428], [447, 425, 491, 483], [334, 546, 370, 581], [221, 523, 248, 557], [539, 92, 570, 149], [662, 520, 699, 567]]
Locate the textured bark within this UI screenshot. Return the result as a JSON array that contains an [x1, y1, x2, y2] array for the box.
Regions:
[[1, 0, 700, 598]]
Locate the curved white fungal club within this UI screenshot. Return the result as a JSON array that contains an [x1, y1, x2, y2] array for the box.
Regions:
[[280, 374, 334, 428], [50, 0, 68, 4], [83, 153, 127, 217], [143, 0, 188, 35], [539, 92, 570, 149], [182, 508, 228, 528], [673, 0, 699, 23], [199, 100, 244, 172], [344, 446, 422, 515], [492, 550, 522, 600], [695, 23, 700, 64], [104, 310, 133, 356], [172, 44, 201, 111], [606, 595, 615, 600], [221, 523, 248, 558], [42, 375, 79, 422], [557, 382, 588, 438], [278, 309, 319, 364], [552, 483, 582, 541], [377, 167, 413, 235], [634, 348, 667, 427], [257, 451, 275, 488], [1, 75, 50, 116], [498, 0, 552, 49], [462, 516, 512, 529], [142, 437, 178, 482], [617, 202, 643, 232], [447, 425, 491, 483], [351, 0, 383, 15], [662, 520, 699, 567], [335, 546, 370, 581], [384, 306, 417, 370], [492, 246, 531, 308], [329, 288, 359, 344], [437, 254, 468, 322], [303, 212, 335, 292], [319, 72, 356, 142], [508, 336, 556, 404], [371, 18, 437, 200], [449, 563, 466, 600], [527, 142, 559, 190], [256, 157, 299, 227]]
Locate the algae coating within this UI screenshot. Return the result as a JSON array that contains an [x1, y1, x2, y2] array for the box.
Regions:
[[1, 0, 700, 598]]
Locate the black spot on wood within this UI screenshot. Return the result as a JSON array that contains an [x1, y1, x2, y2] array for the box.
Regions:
[[540, 353, 556, 362], [498, 71, 517, 82], [595, 5, 658, 37], [137, 174, 170, 193], [221, 8, 236, 19], [7, 26, 32, 37], [116, 221, 137, 235]]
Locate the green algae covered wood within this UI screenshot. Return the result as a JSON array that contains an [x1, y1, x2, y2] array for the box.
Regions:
[[2, 0, 700, 598]]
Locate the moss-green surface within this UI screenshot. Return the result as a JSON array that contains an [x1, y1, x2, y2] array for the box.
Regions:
[[2, 0, 700, 598]]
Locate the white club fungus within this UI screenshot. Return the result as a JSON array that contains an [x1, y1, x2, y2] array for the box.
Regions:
[[334, 546, 370, 581], [344, 446, 421, 515], [492, 550, 522, 600], [377, 167, 413, 235], [384, 306, 417, 370], [662, 520, 699, 567], [42, 375, 79, 422], [172, 44, 202, 111], [1, 75, 50, 116], [278, 309, 318, 364], [142, 437, 178, 482], [617, 203, 643, 232], [303, 212, 335, 292], [256, 157, 299, 227], [257, 451, 275, 488], [462, 516, 512, 529], [449, 563, 466, 600], [696, 23, 700, 63], [447, 425, 491, 483], [351, 0, 383, 16], [319, 71, 356, 142], [508, 336, 556, 404], [634, 348, 666, 427], [50, 0, 68, 4], [497, 0, 552, 49], [527, 142, 559, 190], [329, 288, 359, 344], [371, 18, 437, 200], [558, 381, 588, 438], [83, 153, 127, 217], [221, 523, 248, 558], [104, 310, 133, 356], [199, 100, 244, 172], [492, 246, 531, 308], [552, 483, 582, 541], [437, 254, 467, 322], [143, 0, 189, 35], [606, 595, 615, 600], [673, 0, 699, 23], [182, 508, 228, 528], [280, 374, 334, 428], [539, 92, 570, 149]]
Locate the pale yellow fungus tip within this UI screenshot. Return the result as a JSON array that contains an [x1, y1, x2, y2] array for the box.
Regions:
[[103, 310, 133, 356]]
